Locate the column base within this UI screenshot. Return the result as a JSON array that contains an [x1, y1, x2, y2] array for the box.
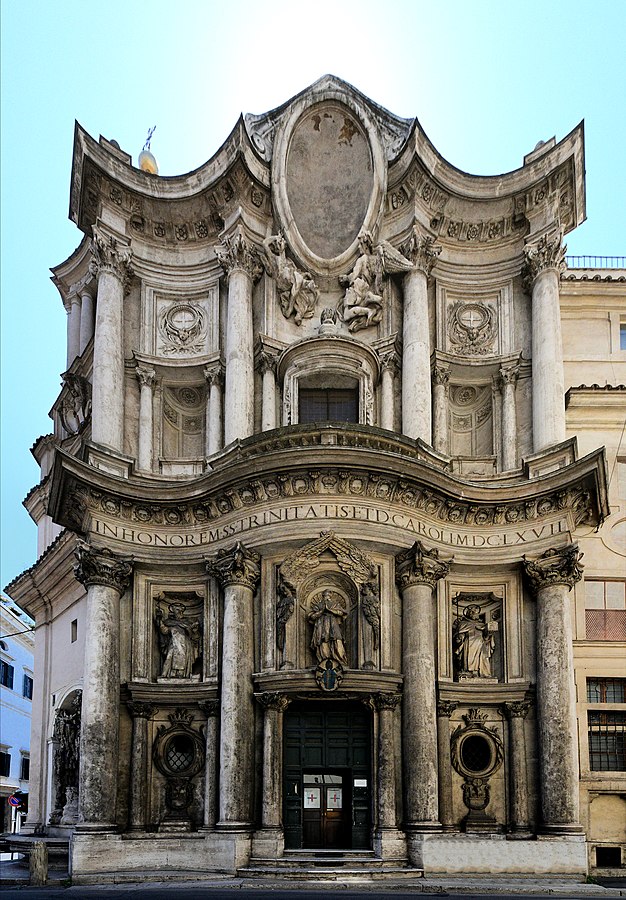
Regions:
[[73, 823, 118, 834], [373, 827, 407, 860], [405, 820, 442, 833], [252, 826, 284, 859], [215, 820, 254, 833], [539, 824, 585, 836]]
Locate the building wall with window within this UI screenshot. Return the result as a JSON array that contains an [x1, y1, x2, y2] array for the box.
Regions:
[[4, 77, 626, 882], [0, 596, 34, 834]]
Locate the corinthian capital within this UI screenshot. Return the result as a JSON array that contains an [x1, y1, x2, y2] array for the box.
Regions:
[[207, 541, 261, 590], [89, 228, 133, 289], [136, 365, 156, 389], [74, 540, 133, 594], [401, 226, 441, 276], [215, 228, 263, 281], [203, 363, 224, 388], [255, 691, 291, 712], [395, 540, 450, 590], [503, 699, 532, 720], [522, 232, 567, 287], [522, 544, 584, 594]]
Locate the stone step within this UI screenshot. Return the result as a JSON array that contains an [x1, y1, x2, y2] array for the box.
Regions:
[[7, 836, 70, 871], [239, 865, 422, 881]]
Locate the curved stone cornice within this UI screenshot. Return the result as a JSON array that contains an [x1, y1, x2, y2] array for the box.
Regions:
[[74, 540, 133, 593], [395, 541, 449, 590], [207, 541, 260, 589], [522, 544, 584, 594], [48, 429, 608, 544]]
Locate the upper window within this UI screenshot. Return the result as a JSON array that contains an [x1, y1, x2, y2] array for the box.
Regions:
[[0, 660, 14, 690], [0, 750, 10, 777], [22, 674, 33, 700], [587, 678, 626, 704], [588, 711, 626, 771], [585, 581, 626, 641], [620, 322, 626, 350], [20, 756, 30, 781], [299, 388, 358, 424]]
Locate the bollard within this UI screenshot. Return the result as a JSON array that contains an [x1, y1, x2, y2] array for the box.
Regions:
[[29, 840, 48, 886]]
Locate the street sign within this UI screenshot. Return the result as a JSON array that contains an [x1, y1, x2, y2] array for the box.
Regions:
[[8, 794, 21, 807]]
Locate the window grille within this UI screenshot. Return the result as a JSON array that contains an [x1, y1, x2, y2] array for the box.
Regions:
[[299, 388, 358, 424], [585, 581, 626, 641], [587, 678, 626, 704], [588, 711, 626, 771]]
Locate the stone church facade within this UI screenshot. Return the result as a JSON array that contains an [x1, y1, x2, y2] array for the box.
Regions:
[[7, 76, 626, 881]]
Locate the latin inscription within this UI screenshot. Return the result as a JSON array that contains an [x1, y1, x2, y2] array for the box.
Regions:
[[92, 502, 567, 550]]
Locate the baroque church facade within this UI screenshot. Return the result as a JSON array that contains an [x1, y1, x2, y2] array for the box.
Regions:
[[7, 76, 626, 881]]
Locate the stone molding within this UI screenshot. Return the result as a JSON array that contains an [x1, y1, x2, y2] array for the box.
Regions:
[[127, 700, 155, 719], [207, 541, 261, 589], [74, 540, 133, 593], [502, 699, 532, 720], [522, 232, 567, 287], [395, 540, 450, 590], [401, 227, 441, 276], [255, 691, 291, 712], [89, 228, 133, 290], [214, 228, 262, 281], [522, 544, 584, 594]]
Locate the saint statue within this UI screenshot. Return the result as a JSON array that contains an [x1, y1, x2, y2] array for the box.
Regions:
[[155, 602, 202, 678], [453, 604, 499, 678], [261, 233, 319, 325], [308, 590, 349, 666]]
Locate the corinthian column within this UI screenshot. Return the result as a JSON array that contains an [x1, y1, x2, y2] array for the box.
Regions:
[[432, 365, 450, 454], [401, 230, 441, 443], [204, 363, 224, 456], [503, 700, 532, 835], [396, 541, 449, 834], [523, 545, 584, 833], [66, 291, 82, 367], [500, 364, 519, 471], [198, 699, 220, 830], [74, 541, 133, 830], [523, 234, 567, 452], [126, 701, 155, 831], [379, 352, 399, 432], [208, 542, 260, 829], [371, 692, 403, 856], [258, 351, 278, 432], [215, 229, 262, 445], [136, 366, 155, 472], [89, 228, 133, 453], [436, 700, 458, 831], [79, 284, 95, 355], [255, 692, 290, 852]]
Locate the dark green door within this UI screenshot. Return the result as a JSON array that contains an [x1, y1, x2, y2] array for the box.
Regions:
[[283, 702, 371, 850]]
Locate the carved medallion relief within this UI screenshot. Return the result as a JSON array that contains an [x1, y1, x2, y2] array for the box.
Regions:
[[141, 286, 219, 358]]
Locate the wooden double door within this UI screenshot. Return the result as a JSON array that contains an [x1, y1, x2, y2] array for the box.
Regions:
[[283, 702, 371, 850]]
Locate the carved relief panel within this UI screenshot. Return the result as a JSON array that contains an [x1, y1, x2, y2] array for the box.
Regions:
[[141, 284, 219, 358], [437, 284, 514, 358]]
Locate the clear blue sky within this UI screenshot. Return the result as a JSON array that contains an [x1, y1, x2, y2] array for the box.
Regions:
[[1, 0, 625, 591]]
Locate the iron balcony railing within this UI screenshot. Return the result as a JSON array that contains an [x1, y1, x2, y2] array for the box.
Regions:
[[565, 255, 626, 268]]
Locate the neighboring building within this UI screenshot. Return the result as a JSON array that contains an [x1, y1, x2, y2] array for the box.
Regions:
[[0, 596, 34, 834], [5, 76, 625, 882]]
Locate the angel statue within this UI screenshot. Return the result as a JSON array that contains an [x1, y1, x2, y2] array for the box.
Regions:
[[261, 233, 319, 325], [337, 229, 412, 333]]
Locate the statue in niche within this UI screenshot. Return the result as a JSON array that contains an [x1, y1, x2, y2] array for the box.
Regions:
[[155, 600, 202, 678], [453, 603, 500, 679], [50, 692, 82, 824], [276, 577, 296, 663], [261, 233, 319, 325], [337, 229, 412, 332], [59, 373, 92, 435], [308, 590, 349, 666]]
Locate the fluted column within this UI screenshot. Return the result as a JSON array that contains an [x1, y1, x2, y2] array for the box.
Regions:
[[396, 541, 449, 832], [401, 230, 441, 442], [523, 545, 584, 833], [503, 700, 532, 835], [198, 699, 220, 830], [380, 352, 399, 432], [523, 234, 567, 452], [126, 701, 155, 831], [258, 352, 278, 432], [432, 365, 450, 455], [204, 364, 224, 456], [215, 230, 262, 445], [208, 542, 260, 829], [256, 692, 290, 829], [66, 291, 82, 367], [74, 542, 133, 830], [136, 366, 155, 472], [500, 364, 519, 471], [79, 285, 95, 354], [89, 228, 132, 453], [436, 700, 458, 831]]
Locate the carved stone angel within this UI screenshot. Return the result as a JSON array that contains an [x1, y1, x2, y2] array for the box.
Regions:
[[337, 229, 412, 332], [261, 233, 319, 325]]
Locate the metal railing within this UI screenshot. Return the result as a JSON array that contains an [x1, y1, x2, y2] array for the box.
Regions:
[[566, 255, 626, 268]]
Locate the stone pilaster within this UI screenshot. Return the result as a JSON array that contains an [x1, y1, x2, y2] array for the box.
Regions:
[[89, 228, 133, 453], [136, 366, 156, 472], [207, 542, 260, 829], [432, 365, 450, 454], [198, 699, 220, 831], [401, 229, 441, 443], [379, 351, 399, 432], [126, 701, 155, 831], [523, 545, 583, 833], [396, 542, 450, 833], [503, 700, 532, 835], [215, 229, 262, 445], [74, 541, 133, 830], [253, 692, 290, 857], [436, 700, 458, 831], [204, 363, 224, 456], [522, 233, 567, 452], [500, 364, 519, 471], [257, 350, 278, 432]]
